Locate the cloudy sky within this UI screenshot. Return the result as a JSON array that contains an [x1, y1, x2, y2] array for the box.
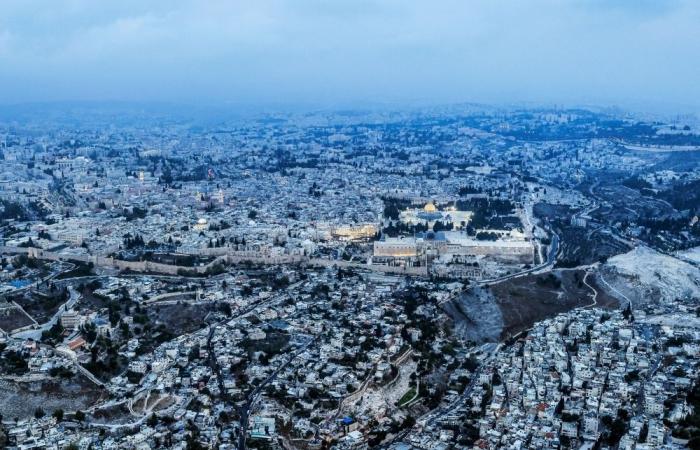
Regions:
[[0, 0, 698, 111]]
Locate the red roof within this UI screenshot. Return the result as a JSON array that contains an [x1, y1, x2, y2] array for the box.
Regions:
[[68, 337, 86, 350]]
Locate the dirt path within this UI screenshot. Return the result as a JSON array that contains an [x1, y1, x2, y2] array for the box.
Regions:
[[582, 270, 598, 308], [598, 271, 633, 308]]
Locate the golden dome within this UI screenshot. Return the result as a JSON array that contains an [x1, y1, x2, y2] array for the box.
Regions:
[[424, 202, 437, 213]]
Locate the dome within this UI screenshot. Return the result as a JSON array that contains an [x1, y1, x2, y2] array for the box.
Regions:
[[424, 202, 437, 213]]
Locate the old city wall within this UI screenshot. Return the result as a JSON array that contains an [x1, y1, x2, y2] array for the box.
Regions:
[[0, 246, 427, 277]]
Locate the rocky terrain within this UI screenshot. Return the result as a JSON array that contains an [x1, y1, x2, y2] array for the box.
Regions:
[[441, 286, 503, 343], [600, 245, 700, 306], [0, 375, 105, 420]]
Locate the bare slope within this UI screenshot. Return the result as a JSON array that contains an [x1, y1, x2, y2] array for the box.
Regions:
[[442, 286, 503, 343], [601, 246, 700, 305], [444, 269, 617, 342]]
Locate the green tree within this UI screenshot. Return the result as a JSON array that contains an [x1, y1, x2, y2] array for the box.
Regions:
[[52, 409, 64, 422]]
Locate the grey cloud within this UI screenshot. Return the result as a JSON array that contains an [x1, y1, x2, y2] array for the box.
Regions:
[[0, 0, 698, 111]]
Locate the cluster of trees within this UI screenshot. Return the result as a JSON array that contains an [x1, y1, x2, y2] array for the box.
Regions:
[[382, 221, 427, 237], [123, 233, 146, 249], [485, 215, 521, 230], [671, 375, 700, 447], [432, 221, 454, 232], [476, 231, 499, 241], [143, 253, 195, 266], [208, 220, 231, 231], [381, 219, 455, 237], [381, 197, 414, 220], [6, 254, 38, 270], [158, 166, 173, 186], [17, 237, 35, 248], [308, 182, 323, 197], [172, 164, 210, 183], [83, 334, 126, 380], [488, 115, 678, 142], [456, 198, 516, 231], [636, 216, 700, 238], [271, 275, 290, 290], [458, 185, 482, 196], [383, 203, 402, 220], [0, 343, 29, 375], [41, 322, 65, 345], [0, 200, 29, 221], [56, 262, 94, 279], [622, 176, 652, 191], [48, 365, 74, 378], [535, 273, 562, 289], [600, 409, 631, 446], [457, 197, 515, 216], [657, 178, 700, 212], [121, 206, 148, 222], [207, 237, 229, 248], [79, 322, 99, 343]]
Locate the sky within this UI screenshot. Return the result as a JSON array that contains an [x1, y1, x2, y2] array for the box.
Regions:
[[0, 0, 699, 112]]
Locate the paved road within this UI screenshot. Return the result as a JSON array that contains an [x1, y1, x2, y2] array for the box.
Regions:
[[11, 286, 81, 340], [478, 230, 559, 287], [598, 271, 633, 308], [381, 345, 500, 449], [53, 345, 106, 387], [437, 229, 559, 307], [237, 335, 319, 450], [422, 344, 500, 427]]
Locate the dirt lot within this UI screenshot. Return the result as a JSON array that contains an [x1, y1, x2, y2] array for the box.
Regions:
[[0, 304, 34, 332], [130, 302, 221, 355], [0, 374, 105, 420], [147, 302, 219, 335], [90, 402, 133, 425], [11, 288, 69, 323], [444, 268, 620, 343], [489, 269, 617, 339]]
